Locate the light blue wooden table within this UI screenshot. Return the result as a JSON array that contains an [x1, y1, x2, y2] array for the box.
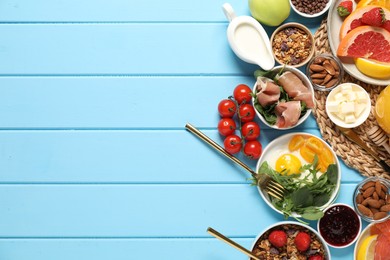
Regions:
[[0, 1, 365, 259]]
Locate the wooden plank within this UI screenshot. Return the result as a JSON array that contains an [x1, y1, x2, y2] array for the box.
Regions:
[[0, 24, 257, 75], [0, 77, 319, 129], [0, 184, 357, 237], [0, 238, 354, 260], [0, 0, 248, 22], [0, 130, 363, 183], [0, 0, 325, 25]]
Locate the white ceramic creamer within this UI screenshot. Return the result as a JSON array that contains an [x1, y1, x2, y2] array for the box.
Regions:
[[222, 3, 274, 71]]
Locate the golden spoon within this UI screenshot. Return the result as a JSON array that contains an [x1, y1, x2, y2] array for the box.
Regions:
[[207, 227, 260, 260]]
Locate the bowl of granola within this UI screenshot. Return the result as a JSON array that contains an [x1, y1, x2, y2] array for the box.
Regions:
[[251, 221, 331, 259], [270, 22, 315, 68]]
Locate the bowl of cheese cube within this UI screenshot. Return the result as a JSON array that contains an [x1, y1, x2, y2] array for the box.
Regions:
[[325, 83, 371, 128]]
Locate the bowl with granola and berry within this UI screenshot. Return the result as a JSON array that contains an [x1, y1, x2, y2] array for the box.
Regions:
[[270, 23, 315, 68], [250, 221, 331, 260]]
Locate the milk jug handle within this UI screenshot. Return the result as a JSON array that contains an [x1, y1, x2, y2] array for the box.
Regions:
[[222, 3, 237, 22]]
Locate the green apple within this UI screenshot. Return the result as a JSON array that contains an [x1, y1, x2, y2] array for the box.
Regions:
[[248, 0, 290, 27]]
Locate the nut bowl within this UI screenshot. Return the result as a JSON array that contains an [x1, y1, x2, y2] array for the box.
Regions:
[[306, 53, 344, 91], [289, 0, 332, 18], [353, 176, 390, 223], [250, 221, 331, 259], [270, 22, 314, 68], [326, 83, 371, 128], [255, 132, 341, 220], [252, 65, 315, 130]]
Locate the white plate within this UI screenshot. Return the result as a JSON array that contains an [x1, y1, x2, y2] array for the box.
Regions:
[[327, 0, 390, 86]]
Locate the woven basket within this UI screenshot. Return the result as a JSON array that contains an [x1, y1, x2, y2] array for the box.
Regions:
[[313, 18, 390, 179]]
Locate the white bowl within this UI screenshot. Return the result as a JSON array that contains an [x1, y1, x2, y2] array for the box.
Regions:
[[251, 221, 331, 259], [256, 132, 341, 219], [317, 203, 362, 248], [252, 65, 314, 130], [353, 223, 375, 260], [289, 0, 332, 18], [326, 83, 371, 128]]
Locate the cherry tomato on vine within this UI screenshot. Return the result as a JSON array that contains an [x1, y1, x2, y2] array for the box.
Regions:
[[224, 135, 242, 154], [233, 84, 252, 105], [238, 104, 255, 122], [218, 99, 237, 118], [241, 121, 260, 141], [243, 140, 262, 160], [217, 118, 236, 136]]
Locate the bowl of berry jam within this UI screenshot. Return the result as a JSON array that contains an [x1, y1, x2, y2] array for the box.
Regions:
[[317, 203, 362, 248]]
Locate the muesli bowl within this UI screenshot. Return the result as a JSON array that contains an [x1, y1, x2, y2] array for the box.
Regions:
[[255, 132, 341, 221], [252, 65, 315, 130], [250, 221, 331, 259]]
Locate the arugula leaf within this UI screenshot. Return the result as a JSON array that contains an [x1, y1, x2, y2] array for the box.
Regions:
[[256, 160, 338, 221], [300, 207, 324, 220]]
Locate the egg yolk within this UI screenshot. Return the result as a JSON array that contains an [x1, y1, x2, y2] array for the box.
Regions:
[[275, 153, 302, 175]]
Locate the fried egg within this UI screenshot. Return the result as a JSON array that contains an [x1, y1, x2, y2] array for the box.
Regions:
[[263, 139, 326, 180]]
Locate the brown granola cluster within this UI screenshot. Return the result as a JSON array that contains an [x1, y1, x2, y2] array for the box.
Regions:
[[272, 27, 312, 66], [251, 224, 326, 260]]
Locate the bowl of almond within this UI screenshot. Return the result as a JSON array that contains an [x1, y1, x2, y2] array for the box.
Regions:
[[353, 177, 390, 223], [306, 53, 344, 91]]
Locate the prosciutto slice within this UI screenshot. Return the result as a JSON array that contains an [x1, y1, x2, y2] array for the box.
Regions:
[[275, 101, 301, 128], [256, 77, 281, 107], [276, 71, 314, 108]]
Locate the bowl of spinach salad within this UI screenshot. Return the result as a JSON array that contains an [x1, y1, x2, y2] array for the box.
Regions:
[[254, 132, 341, 222]]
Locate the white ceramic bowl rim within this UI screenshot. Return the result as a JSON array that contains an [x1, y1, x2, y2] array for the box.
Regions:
[[317, 203, 362, 249], [325, 83, 371, 128], [255, 132, 341, 218], [353, 222, 375, 259], [250, 221, 332, 260], [252, 65, 314, 130], [289, 0, 332, 18]]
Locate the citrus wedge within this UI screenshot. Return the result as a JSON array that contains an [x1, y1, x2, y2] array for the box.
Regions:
[[339, 5, 390, 39], [337, 26, 390, 62], [357, 234, 377, 260], [356, 0, 390, 10], [355, 58, 390, 78]]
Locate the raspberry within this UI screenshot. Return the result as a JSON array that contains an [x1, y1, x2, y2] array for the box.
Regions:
[[294, 231, 311, 251], [268, 230, 287, 248]]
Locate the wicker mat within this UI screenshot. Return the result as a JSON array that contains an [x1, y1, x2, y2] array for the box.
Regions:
[[313, 18, 390, 180]]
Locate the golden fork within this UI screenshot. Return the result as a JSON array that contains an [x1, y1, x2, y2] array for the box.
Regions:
[[185, 123, 285, 200]]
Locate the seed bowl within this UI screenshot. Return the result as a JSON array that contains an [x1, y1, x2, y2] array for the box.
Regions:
[[255, 132, 341, 220], [251, 221, 331, 259], [252, 65, 314, 130]]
